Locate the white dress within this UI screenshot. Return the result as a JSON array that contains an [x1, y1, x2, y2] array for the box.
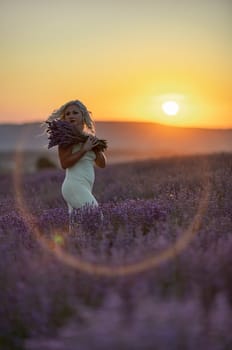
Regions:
[[61, 143, 98, 214]]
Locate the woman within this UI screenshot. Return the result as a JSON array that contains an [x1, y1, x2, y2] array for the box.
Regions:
[[47, 100, 106, 219]]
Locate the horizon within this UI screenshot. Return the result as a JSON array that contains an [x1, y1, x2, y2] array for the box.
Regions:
[[1, 0, 231, 128], [0, 119, 231, 131]]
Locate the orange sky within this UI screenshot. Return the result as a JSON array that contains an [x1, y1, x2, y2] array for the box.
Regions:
[[1, 0, 231, 128]]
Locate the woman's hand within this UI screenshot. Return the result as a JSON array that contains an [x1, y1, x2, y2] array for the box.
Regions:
[[81, 135, 99, 152]]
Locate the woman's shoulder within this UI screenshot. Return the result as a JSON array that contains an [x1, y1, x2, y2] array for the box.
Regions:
[[58, 144, 78, 160]]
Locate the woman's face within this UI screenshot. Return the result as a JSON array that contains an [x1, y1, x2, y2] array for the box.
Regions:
[[64, 104, 84, 132]]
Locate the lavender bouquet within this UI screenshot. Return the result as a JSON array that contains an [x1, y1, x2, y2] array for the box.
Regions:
[[45, 119, 107, 152]]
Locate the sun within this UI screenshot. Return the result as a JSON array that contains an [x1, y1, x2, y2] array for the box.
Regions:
[[162, 101, 179, 116]]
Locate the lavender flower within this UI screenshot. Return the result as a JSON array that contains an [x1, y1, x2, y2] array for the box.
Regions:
[[45, 119, 108, 152], [1, 153, 232, 349]]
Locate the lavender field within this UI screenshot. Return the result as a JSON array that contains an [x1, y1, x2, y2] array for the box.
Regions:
[[0, 153, 232, 350]]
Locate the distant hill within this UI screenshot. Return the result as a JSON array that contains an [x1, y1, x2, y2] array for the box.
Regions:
[[0, 121, 232, 153], [0, 121, 232, 171]]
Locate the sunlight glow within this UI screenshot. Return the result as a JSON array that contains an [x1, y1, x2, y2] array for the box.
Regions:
[[162, 101, 179, 116]]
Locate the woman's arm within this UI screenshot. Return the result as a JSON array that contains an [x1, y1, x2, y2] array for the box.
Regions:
[[94, 150, 107, 168], [58, 144, 86, 169], [58, 137, 99, 169]]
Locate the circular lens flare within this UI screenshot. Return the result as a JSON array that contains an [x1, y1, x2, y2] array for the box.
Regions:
[[12, 125, 211, 277]]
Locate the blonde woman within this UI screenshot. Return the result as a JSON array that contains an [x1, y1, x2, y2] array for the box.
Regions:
[[46, 100, 106, 219]]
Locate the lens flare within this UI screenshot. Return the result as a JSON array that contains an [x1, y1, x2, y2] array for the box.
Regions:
[[13, 126, 211, 277]]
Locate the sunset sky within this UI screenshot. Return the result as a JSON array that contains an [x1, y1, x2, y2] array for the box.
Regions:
[[1, 0, 231, 128]]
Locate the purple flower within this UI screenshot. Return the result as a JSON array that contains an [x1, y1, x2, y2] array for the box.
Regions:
[[45, 119, 107, 151]]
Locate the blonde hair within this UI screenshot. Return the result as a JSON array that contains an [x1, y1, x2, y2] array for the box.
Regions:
[[46, 100, 96, 135]]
